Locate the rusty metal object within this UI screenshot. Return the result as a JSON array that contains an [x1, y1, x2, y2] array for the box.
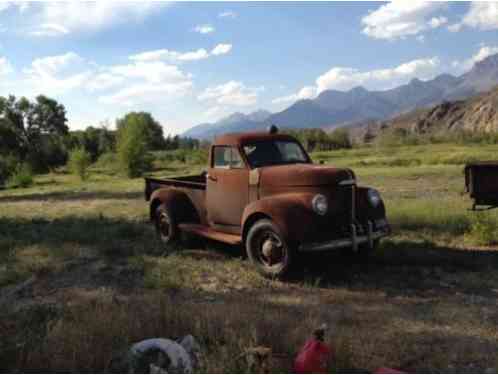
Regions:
[[145, 130, 390, 275]]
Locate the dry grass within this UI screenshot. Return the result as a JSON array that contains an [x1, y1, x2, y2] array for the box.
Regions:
[[1, 144, 498, 373]]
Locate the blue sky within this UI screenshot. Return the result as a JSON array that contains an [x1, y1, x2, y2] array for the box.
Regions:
[[0, 1, 497, 134]]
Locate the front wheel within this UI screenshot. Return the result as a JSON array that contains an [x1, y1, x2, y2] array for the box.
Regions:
[[155, 204, 181, 248], [245, 219, 294, 279]]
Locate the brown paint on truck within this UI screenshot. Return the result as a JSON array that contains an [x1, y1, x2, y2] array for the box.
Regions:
[[145, 129, 390, 277]]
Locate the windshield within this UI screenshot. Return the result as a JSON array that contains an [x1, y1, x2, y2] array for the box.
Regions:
[[243, 140, 310, 168]]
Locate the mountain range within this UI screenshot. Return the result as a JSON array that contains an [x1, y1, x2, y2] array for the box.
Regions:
[[349, 83, 498, 143], [184, 53, 498, 139]]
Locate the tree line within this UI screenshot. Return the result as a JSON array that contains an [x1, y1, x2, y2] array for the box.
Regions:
[[285, 128, 352, 151], [0, 95, 201, 186]]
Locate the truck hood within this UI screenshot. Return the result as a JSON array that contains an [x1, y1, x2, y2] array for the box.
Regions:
[[258, 164, 354, 187]]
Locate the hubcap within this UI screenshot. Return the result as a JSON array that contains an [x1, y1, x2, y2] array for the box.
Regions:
[[158, 213, 171, 239], [259, 232, 285, 267]]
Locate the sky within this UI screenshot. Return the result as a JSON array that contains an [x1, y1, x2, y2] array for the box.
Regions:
[[0, 1, 497, 135]]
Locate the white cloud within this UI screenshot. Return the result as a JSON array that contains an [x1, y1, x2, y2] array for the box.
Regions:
[[452, 45, 498, 73], [0, 1, 29, 14], [129, 44, 232, 62], [33, 2, 165, 35], [0, 57, 13, 76], [272, 86, 317, 104], [219, 10, 237, 19], [95, 60, 194, 105], [198, 81, 261, 106], [99, 81, 193, 106], [129, 48, 209, 63], [461, 2, 498, 30], [273, 57, 441, 104], [0, 2, 11, 12], [316, 57, 440, 93], [108, 61, 191, 85], [211, 44, 232, 56], [86, 72, 125, 92], [448, 23, 462, 32], [23, 52, 92, 94], [193, 24, 214, 34], [29, 23, 70, 37], [428, 16, 447, 29], [203, 106, 225, 120], [361, 2, 446, 40]]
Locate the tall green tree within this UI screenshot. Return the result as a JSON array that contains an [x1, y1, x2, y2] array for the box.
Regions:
[[116, 112, 166, 150], [0, 95, 68, 171], [116, 119, 152, 178]]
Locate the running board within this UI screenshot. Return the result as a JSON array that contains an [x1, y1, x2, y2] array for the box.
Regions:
[[179, 223, 242, 245]]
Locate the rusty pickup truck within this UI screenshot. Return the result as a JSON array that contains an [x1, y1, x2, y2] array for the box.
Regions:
[[145, 127, 390, 278]]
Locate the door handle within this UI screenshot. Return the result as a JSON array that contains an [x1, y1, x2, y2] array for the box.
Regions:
[[207, 174, 217, 182]]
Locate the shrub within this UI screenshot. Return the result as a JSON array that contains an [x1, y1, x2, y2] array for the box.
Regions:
[[69, 148, 92, 181], [116, 121, 152, 178], [465, 212, 498, 246], [95, 152, 117, 169], [7, 163, 34, 189], [0, 155, 20, 187]]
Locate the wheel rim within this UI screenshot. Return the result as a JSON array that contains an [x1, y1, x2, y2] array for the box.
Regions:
[[158, 212, 171, 240], [256, 230, 287, 268]]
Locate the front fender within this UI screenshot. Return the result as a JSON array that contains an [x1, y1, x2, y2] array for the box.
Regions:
[[242, 193, 316, 244], [356, 186, 387, 222]]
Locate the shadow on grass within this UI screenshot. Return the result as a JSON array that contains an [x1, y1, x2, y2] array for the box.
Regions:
[[0, 190, 144, 203], [289, 238, 498, 297], [0, 215, 157, 257], [2, 214, 498, 298]]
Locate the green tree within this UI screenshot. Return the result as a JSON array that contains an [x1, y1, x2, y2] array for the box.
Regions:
[[69, 148, 92, 181], [328, 128, 352, 149], [116, 112, 166, 150], [0, 95, 68, 172], [116, 120, 152, 178]]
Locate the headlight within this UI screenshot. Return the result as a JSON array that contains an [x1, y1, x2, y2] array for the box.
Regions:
[[367, 189, 381, 207], [312, 194, 328, 215]]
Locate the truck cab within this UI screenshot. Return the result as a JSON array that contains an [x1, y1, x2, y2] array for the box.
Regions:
[[145, 127, 390, 278]]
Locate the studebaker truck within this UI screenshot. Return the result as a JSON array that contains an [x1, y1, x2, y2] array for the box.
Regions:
[[145, 127, 390, 278]]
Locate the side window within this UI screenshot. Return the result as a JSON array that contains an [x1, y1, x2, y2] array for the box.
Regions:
[[231, 148, 244, 169], [213, 146, 246, 169], [213, 146, 231, 168]]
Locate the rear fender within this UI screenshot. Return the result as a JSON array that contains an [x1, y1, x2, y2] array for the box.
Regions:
[[241, 193, 315, 244], [149, 188, 199, 223]]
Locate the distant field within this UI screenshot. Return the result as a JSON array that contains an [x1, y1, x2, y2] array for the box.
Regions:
[[1, 143, 498, 373]]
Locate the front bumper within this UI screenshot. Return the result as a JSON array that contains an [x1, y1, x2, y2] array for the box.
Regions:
[[299, 220, 390, 252]]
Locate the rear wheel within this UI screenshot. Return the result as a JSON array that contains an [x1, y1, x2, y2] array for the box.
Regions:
[[155, 204, 180, 247], [245, 219, 294, 279]]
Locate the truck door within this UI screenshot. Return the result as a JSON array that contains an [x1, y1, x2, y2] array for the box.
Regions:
[[207, 146, 249, 230]]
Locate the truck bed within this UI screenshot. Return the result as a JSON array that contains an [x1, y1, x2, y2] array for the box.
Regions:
[[145, 174, 206, 201]]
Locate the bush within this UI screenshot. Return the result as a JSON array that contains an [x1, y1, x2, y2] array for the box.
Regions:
[[0, 155, 20, 186], [465, 212, 498, 246], [69, 148, 92, 181], [95, 152, 117, 169], [116, 122, 152, 178], [7, 163, 34, 189]]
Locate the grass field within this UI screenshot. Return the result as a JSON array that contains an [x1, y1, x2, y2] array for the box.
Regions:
[[1, 143, 498, 373]]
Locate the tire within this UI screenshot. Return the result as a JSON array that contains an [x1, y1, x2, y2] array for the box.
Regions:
[[155, 204, 181, 247], [245, 219, 294, 279]]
